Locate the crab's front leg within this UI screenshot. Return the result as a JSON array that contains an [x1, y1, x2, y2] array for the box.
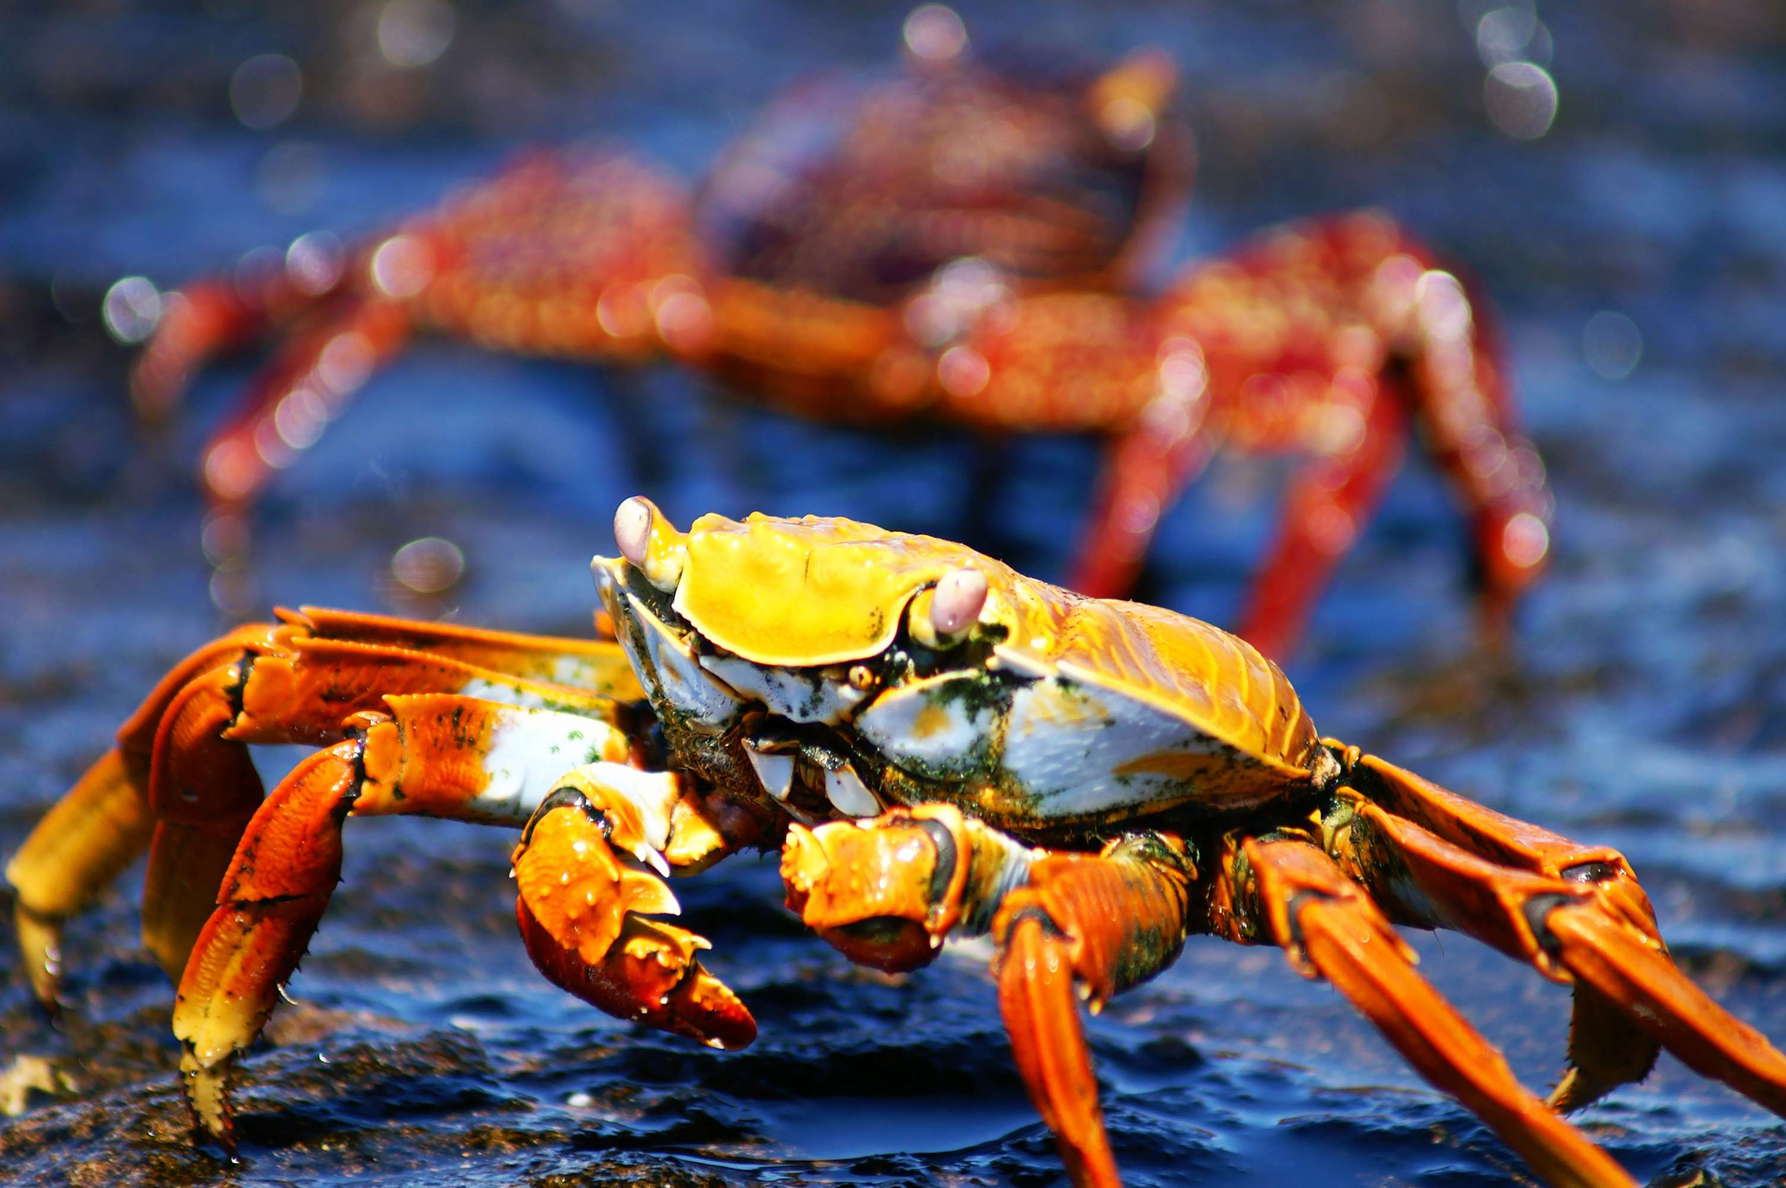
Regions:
[[781, 805, 1197, 1188], [509, 766, 763, 1051], [172, 693, 651, 1139]]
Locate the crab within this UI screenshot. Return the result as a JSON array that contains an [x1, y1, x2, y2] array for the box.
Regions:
[[10, 496, 1783, 1186], [127, 10, 1551, 659]]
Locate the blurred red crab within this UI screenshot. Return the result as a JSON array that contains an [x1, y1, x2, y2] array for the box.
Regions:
[[127, 5, 1551, 658]]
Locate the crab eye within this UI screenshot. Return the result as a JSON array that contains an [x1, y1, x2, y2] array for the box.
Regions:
[[612, 496, 687, 592], [932, 568, 987, 636], [614, 497, 653, 567], [909, 566, 987, 649]]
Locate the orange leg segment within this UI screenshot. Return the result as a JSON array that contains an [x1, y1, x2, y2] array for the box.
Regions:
[[6, 750, 155, 1012], [1336, 755, 1786, 1118], [781, 807, 1194, 1188], [1226, 836, 1635, 1188], [994, 837, 1195, 1188], [8, 609, 635, 1019], [174, 693, 644, 1142]]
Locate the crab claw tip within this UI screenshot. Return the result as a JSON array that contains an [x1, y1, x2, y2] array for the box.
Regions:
[[931, 567, 988, 637]]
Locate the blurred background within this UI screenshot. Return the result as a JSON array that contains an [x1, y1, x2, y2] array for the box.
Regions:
[[2, 1, 1784, 1184]]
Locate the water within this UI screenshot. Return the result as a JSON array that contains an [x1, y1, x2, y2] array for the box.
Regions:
[[2, 2, 1784, 1185]]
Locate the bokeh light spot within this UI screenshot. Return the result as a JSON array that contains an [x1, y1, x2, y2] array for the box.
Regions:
[[1583, 310, 1642, 380], [370, 234, 435, 298], [903, 5, 967, 63], [1502, 511, 1550, 570], [391, 536, 467, 594], [1484, 61, 1557, 140], [230, 53, 303, 130], [102, 276, 163, 344], [377, 0, 457, 69]]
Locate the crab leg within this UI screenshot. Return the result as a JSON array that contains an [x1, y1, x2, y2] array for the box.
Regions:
[[135, 150, 702, 550], [7, 610, 635, 1008], [6, 750, 154, 1011], [8, 623, 279, 1006], [175, 693, 642, 1141], [781, 806, 1196, 1188], [1218, 835, 1636, 1188], [988, 213, 1549, 653], [1235, 367, 1408, 657], [1334, 753, 1786, 1117], [196, 295, 409, 521]]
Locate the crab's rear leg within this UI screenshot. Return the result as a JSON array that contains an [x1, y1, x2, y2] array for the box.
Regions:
[[1335, 751, 1786, 1117], [1036, 213, 1550, 655], [781, 805, 1196, 1188], [1217, 834, 1636, 1188]]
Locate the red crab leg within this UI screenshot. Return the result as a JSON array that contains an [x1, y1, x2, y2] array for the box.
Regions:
[[6, 609, 632, 1007], [131, 264, 349, 425], [975, 212, 1549, 655], [196, 295, 409, 526], [781, 807, 1196, 1188], [1234, 366, 1408, 657], [1334, 754, 1786, 1117], [175, 693, 646, 1141], [142, 149, 702, 551], [1220, 835, 1636, 1188], [1192, 214, 1549, 652]]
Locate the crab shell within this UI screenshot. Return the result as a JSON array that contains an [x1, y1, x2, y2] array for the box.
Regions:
[[593, 498, 1326, 828]]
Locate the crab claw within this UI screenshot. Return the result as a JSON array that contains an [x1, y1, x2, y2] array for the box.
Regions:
[[513, 779, 754, 1049], [781, 807, 973, 972], [611, 496, 687, 592]]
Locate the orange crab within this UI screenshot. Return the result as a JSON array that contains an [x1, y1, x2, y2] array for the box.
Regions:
[[128, 11, 1550, 659], [10, 497, 1782, 1187]]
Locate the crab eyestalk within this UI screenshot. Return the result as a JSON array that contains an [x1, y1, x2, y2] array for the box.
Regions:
[[612, 495, 687, 592], [908, 566, 989, 650]]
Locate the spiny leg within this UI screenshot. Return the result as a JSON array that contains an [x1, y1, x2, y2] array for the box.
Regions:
[[1216, 834, 1635, 1188], [175, 693, 643, 1141], [1334, 751, 1786, 1116], [781, 806, 1196, 1188], [511, 765, 759, 1051]]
